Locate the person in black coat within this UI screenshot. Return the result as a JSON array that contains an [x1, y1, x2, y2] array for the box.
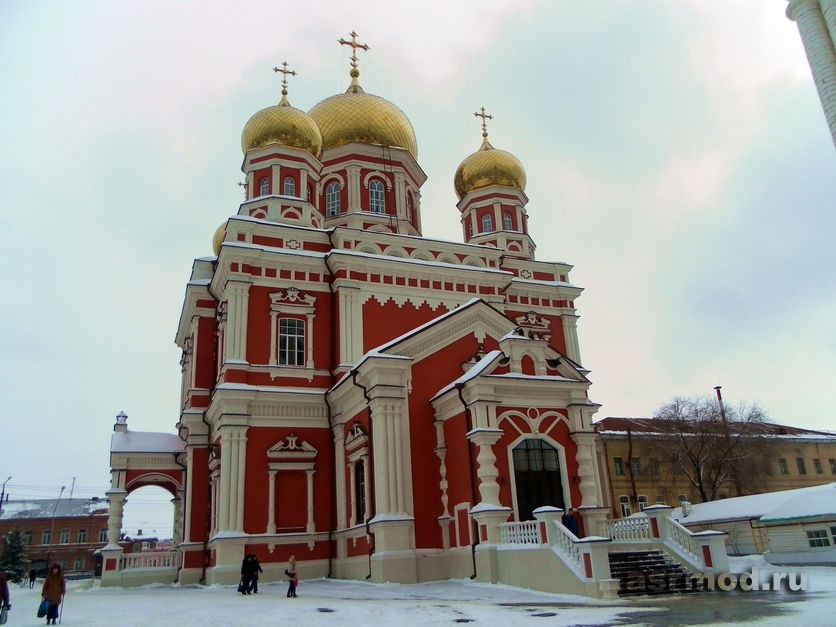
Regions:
[[284, 555, 297, 598], [561, 507, 580, 537], [29, 568, 37, 589], [249, 556, 263, 594], [240, 555, 258, 595]]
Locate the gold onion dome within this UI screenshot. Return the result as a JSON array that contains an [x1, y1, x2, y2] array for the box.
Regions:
[[241, 72, 322, 157], [454, 135, 526, 200], [308, 69, 418, 159], [212, 222, 226, 256]]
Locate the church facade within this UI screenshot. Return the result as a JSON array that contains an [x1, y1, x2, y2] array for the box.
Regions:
[[103, 35, 611, 587]]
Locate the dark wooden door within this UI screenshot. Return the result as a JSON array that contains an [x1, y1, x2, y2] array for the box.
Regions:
[[513, 439, 565, 520]]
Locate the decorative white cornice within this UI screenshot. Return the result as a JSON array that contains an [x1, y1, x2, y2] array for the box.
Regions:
[[267, 434, 317, 459]]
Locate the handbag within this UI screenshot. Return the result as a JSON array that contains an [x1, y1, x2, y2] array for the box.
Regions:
[[0, 605, 8, 625], [237, 580, 246, 593], [37, 599, 49, 618]]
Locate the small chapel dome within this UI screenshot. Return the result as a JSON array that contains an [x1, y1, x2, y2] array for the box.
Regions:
[[241, 73, 322, 157], [212, 222, 226, 256], [454, 110, 526, 200], [309, 69, 417, 159]]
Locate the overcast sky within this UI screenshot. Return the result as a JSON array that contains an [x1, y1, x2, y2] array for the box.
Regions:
[[1, 0, 833, 536]]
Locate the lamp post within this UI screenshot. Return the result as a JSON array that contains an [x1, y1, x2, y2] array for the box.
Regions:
[[45, 485, 66, 569]]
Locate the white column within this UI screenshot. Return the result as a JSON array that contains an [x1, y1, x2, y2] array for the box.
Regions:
[[235, 429, 247, 531], [300, 169, 308, 199], [466, 428, 504, 507], [171, 495, 182, 545], [223, 281, 251, 363], [361, 454, 371, 522], [561, 314, 582, 364], [246, 170, 254, 200], [271, 164, 280, 195], [372, 403, 391, 514], [394, 172, 405, 221], [333, 426, 347, 529], [571, 431, 601, 506], [348, 460, 357, 527], [347, 166, 361, 212], [788, 0, 836, 146], [493, 202, 501, 232], [218, 439, 232, 531], [305, 312, 315, 368], [268, 312, 278, 365], [105, 491, 126, 549], [267, 470, 277, 534], [306, 469, 316, 533]]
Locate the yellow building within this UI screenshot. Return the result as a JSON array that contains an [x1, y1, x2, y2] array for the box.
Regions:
[[594, 417, 836, 518]]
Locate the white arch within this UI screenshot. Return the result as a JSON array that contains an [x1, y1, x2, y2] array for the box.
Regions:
[[383, 245, 408, 258], [356, 242, 383, 255], [503, 431, 573, 522], [461, 255, 485, 268], [410, 248, 432, 261], [320, 172, 346, 189], [436, 253, 458, 265]]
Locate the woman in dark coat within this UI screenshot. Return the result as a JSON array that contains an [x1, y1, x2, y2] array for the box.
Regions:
[[41, 564, 65, 625], [249, 555, 263, 594], [284, 555, 297, 598]]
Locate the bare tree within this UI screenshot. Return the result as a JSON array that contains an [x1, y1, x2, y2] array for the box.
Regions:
[[652, 396, 775, 502]]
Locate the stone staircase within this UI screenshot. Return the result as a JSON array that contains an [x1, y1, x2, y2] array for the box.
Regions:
[[608, 550, 704, 596]]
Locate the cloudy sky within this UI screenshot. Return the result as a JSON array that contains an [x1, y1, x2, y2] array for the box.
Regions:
[[1, 0, 833, 535]]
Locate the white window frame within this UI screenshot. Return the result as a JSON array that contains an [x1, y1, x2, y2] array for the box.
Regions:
[[619, 495, 631, 517], [369, 179, 385, 213], [78, 528, 87, 543], [326, 181, 341, 217], [99, 528, 108, 543], [268, 289, 316, 369], [259, 177, 269, 196], [503, 212, 513, 230], [807, 528, 831, 548], [60, 528, 70, 544], [283, 176, 296, 196], [277, 318, 305, 366], [481, 213, 493, 233]]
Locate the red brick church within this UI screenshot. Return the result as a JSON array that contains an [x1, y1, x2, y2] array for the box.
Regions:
[[102, 33, 612, 588]]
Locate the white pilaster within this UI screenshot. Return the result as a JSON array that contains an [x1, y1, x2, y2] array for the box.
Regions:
[[306, 469, 316, 532], [218, 441, 232, 531], [267, 470, 277, 534], [224, 281, 251, 363], [348, 460, 357, 527], [271, 164, 280, 195], [561, 314, 582, 364], [347, 166, 362, 212], [466, 428, 505, 507], [105, 490, 126, 549], [333, 426, 347, 529]]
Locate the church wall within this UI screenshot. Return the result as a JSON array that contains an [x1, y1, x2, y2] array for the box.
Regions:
[[361, 298, 448, 352], [188, 447, 210, 543], [194, 316, 217, 390], [407, 332, 483, 549], [253, 167, 272, 195], [442, 411, 475, 547]]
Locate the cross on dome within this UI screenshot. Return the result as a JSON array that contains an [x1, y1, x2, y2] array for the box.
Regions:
[[338, 30, 370, 71], [474, 106, 493, 139], [272, 61, 297, 105]]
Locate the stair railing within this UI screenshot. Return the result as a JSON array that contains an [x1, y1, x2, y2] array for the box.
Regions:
[[660, 515, 702, 569], [609, 515, 651, 542], [498, 520, 544, 545]]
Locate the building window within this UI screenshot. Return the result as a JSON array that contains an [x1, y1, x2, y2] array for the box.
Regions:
[[99, 528, 108, 543], [283, 176, 296, 196], [649, 458, 660, 476], [278, 318, 305, 366], [42, 529, 51, 545], [629, 457, 641, 476], [78, 528, 87, 543], [60, 529, 70, 544], [830, 458, 836, 474], [778, 458, 789, 475], [354, 459, 366, 524], [24, 530, 32, 545], [503, 212, 513, 230], [655, 495, 665, 504], [814, 458, 823, 474], [831, 526, 836, 544], [678, 495, 687, 503], [481, 213, 493, 233], [369, 180, 385, 213], [613, 457, 625, 476], [259, 177, 269, 196], [619, 495, 631, 517], [807, 529, 831, 548], [638, 495, 649, 511], [797, 458, 807, 475], [406, 192, 414, 220], [325, 182, 340, 217], [74, 558, 85, 571]]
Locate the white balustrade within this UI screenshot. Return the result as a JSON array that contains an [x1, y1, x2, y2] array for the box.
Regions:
[[609, 516, 651, 542], [119, 550, 181, 570], [498, 520, 543, 545], [661, 516, 701, 567], [551, 520, 589, 578]]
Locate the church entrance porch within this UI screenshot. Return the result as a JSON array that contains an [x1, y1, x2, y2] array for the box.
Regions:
[[512, 439, 566, 521]]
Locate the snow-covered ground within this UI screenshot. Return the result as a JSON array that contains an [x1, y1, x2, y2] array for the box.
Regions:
[[3, 559, 834, 626]]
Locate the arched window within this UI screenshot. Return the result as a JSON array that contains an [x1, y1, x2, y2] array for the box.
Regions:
[[326, 182, 341, 217], [503, 212, 513, 230], [354, 459, 366, 523], [283, 176, 296, 196], [406, 192, 414, 220], [278, 318, 305, 366], [259, 178, 269, 196], [369, 180, 385, 214], [481, 213, 493, 233]]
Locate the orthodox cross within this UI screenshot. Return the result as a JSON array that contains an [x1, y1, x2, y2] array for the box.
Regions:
[[272, 61, 296, 94], [474, 106, 493, 137], [338, 31, 370, 69], [237, 181, 247, 199]]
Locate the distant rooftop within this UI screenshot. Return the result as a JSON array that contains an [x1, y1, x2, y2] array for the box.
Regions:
[[594, 416, 836, 439], [0, 497, 108, 520], [111, 430, 186, 454]]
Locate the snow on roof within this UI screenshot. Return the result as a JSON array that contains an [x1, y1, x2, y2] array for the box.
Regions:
[[488, 372, 577, 383], [110, 430, 186, 454], [222, 241, 326, 259], [672, 483, 836, 526], [431, 350, 504, 400], [0, 498, 107, 520], [511, 277, 579, 289], [215, 382, 327, 394]]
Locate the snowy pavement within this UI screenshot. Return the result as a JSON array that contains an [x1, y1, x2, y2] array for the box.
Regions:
[[3, 559, 835, 626]]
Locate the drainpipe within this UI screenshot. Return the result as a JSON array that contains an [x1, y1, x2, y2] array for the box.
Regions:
[[455, 383, 479, 580], [324, 229, 340, 579], [199, 410, 213, 585], [350, 369, 376, 580]]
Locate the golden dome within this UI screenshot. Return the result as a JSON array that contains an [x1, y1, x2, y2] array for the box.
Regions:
[[241, 94, 323, 157], [309, 75, 417, 159], [212, 222, 226, 256], [454, 136, 526, 200]]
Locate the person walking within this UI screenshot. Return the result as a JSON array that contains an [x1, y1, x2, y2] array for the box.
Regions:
[[29, 568, 37, 589], [41, 564, 65, 625], [561, 507, 580, 537], [284, 556, 298, 598], [239, 555, 254, 595], [249, 555, 263, 594], [0, 569, 10, 622]]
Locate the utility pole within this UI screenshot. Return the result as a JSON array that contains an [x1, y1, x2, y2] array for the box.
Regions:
[[0, 477, 10, 516], [45, 485, 66, 569], [714, 386, 728, 426]]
